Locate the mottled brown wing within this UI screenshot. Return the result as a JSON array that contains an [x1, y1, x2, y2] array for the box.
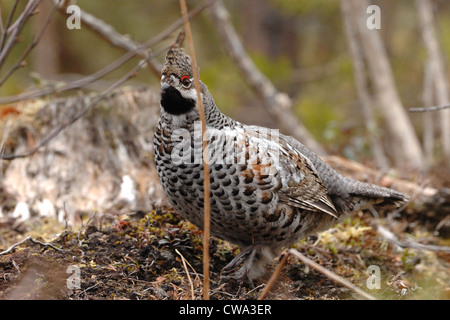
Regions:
[[277, 137, 338, 218], [228, 126, 338, 218]]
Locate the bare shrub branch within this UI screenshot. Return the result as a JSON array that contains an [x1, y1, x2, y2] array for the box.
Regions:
[[0, 0, 215, 105], [0, 0, 61, 87]]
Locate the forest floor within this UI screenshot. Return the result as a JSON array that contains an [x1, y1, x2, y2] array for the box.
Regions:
[[0, 204, 449, 300]]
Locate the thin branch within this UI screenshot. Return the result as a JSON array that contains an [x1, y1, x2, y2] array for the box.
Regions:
[[257, 252, 289, 300], [0, 236, 31, 255], [409, 103, 450, 112], [53, 0, 216, 77], [0, 0, 216, 105], [289, 249, 376, 300], [180, 0, 211, 301], [175, 249, 196, 299], [377, 225, 450, 253], [28, 236, 63, 252], [0, 0, 42, 69], [5, 0, 41, 33], [0, 0, 20, 52], [76, 281, 103, 298], [52, 0, 161, 77], [0, 235, 62, 256], [0, 0, 61, 87], [0, 46, 143, 104], [141, 0, 217, 49], [258, 248, 377, 300]]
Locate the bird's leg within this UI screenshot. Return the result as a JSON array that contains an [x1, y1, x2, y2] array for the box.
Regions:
[[220, 246, 258, 286]]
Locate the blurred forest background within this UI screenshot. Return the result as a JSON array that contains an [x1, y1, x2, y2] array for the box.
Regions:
[[0, 0, 449, 300], [1, 0, 449, 169]]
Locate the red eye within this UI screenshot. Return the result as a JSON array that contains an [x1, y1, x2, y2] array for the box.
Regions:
[[181, 75, 191, 87]]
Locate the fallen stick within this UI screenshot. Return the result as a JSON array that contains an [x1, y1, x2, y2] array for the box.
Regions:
[[176, 249, 196, 300], [377, 225, 450, 253], [0, 235, 62, 256], [258, 252, 289, 300], [258, 248, 376, 300]]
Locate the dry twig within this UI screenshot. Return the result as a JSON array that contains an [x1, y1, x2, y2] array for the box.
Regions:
[[377, 225, 450, 253], [0, 0, 42, 69], [52, 0, 217, 77], [409, 104, 450, 112], [175, 249, 196, 299], [0, 1, 61, 86], [52, 0, 161, 76], [0, 0, 216, 105], [0, 0, 217, 161], [257, 252, 289, 300], [0, 0, 20, 53], [258, 248, 376, 300], [0, 235, 62, 256], [180, 0, 211, 301]]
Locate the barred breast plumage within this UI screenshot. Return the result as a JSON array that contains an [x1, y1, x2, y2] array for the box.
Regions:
[[153, 39, 409, 281]]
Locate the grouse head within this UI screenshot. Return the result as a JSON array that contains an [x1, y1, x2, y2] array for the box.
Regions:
[[160, 33, 200, 116]]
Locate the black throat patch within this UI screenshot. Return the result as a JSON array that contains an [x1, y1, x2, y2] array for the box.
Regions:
[[161, 86, 195, 115]]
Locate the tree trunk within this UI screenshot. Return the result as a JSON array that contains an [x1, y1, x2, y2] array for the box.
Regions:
[[348, 0, 424, 171], [340, 0, 389, 171], [415, 0, 450, 167], [422, 61, 436, 169]]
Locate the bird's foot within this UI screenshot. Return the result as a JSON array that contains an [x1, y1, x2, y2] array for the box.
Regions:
[[220, 246, 258, 287]]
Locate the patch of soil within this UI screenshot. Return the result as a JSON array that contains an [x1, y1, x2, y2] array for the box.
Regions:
[[0, 207, 449, 300]]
